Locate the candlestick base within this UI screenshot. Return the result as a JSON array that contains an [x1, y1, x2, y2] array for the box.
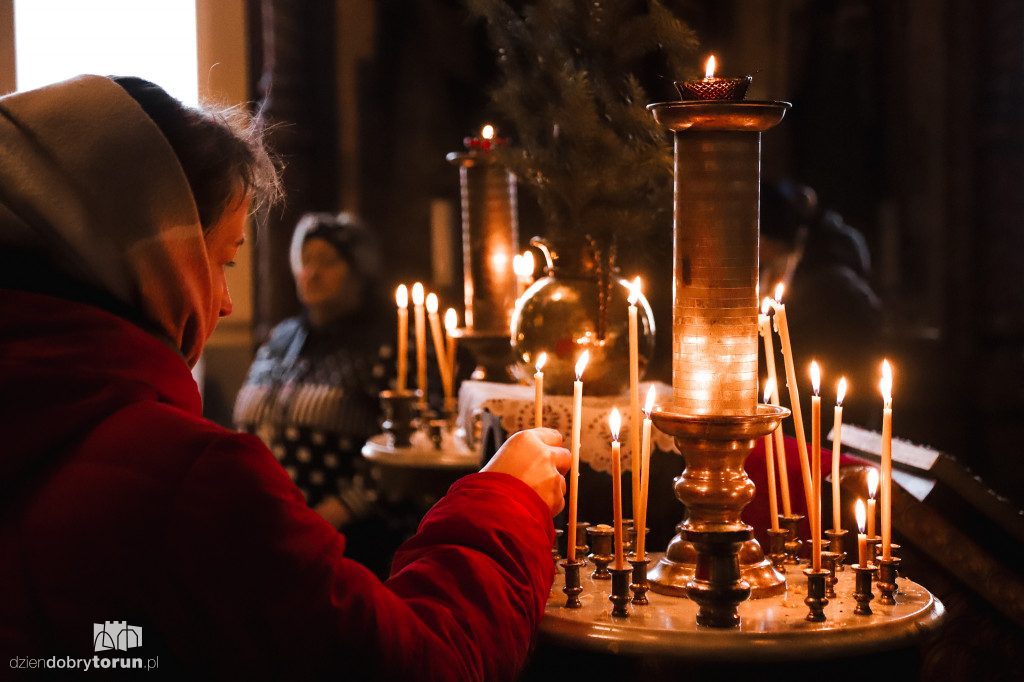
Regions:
[[379, 390, 421, 448], [647, 406, 789, 601], [609, 567, 632, 618], [561, 559, 584, 609], [875, 543, 901, 595], [825, 528, 848, 569], [685, 527, 751, 628], [767, 528, 789, 572], [628, 557, 650, 605], [852, 563, 875, 615], [821, 551, 843, 599], [780, 514, 805, 565], [876, 556, 901, 606], [586, 525, 615, 580], [804, 568, 830, 622]]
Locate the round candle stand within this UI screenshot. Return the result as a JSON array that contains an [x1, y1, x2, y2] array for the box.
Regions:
[[821, 551, 844, 599], [767, 528, 789, 572], [780, 514, 806, 565], [876, 556, 902, 606], [852, 563, 875, 616], [609, 567, 632, 618], [804, 568, 830, 622], [628, 557, 650, 605], [561, 559, 584, 609], [648, 405, 790, 601], [586, 525, 615, 580]]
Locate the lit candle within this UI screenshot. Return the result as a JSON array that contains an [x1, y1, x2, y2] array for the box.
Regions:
[[833, 377, 847, 532], [677, 55, 752, 101], [880, 360, 894, 560], [609, 408, 625, 570], [628, 276, 642, 530], [533, 352, 547, 428], [396, 285, 409, 393], [810, 360, 822, 571], [412, 283, 427, 404], [855, 499, 868, 567], [759, 297, 791, 515], [567, 350, 589, 562], [867, 468, 878, 538], [770, 284, 813, 537], [512, 254, 525, 298], [763, 379, 780, 532], [426, 293, 453, 407], [636, 386, 656, 561], [444, 308, 459, 413]]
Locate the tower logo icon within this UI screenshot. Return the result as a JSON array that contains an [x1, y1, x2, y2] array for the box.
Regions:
[[93, 621, 142, 652]]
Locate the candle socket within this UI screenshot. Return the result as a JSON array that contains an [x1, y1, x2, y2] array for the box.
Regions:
[[876, 556, 901, 606], [379, 390, 421, 448], [624, 521, 648, 557], [561, 559, 584, 608], [575, 521, 591, 564], [684, 527, 751, 628], [824, 529, 849, 569], [427, 419, 447, 450], [609, 567, 632, 618], [803, 568, 830, 622], [866, 536, 882, 564], [852, 563, 875, 615], [821, 551, 844, 599], [553, 529, 564, 567], [767, 528, 789, 572], [780, 514, 805, 565], [628, 557, 651, 605], [875, 543, 901, 596], [586, 525, 615, 580]]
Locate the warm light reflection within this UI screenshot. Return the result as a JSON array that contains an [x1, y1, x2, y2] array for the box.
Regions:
[[705, 55, 716, 79], [880, 359, 893, 408], [481, 124, 495, 140], [628, 276, 642, 305], [411, 282, 424, 306], [644, 385, 657, 416], [763, 377, 776, 404], [396, 284, 408, 308], [810, 360, 821, 396], [761, 297, 772, 315], [856, 499, 867, 533], [523, 250, 535, 275], [837, 377, 848, 406], [512, 254, 524, 277], [609, 408, 621, 442], [575, 350, 590, 380], [535, 352, 547, 372], [774, 282, 785, 302], [868, 469, 879, 500], [426, 292, 438, 314], [490, 252, 509, 271], [445, 308, 458, 333]]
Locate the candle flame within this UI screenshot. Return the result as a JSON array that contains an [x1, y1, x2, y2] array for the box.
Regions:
[[761, 297, 772, 315], [868, 468, 879, 499], [512, 253, 524, 277], [523, 250, 535, 274], [855, 498, 866, 533], [763, 377, 776, 404], [774, 282, 785, 302], [481, 124, 495, 140], [609, 407, 621, 441], [837, 377, 847, 406], [705, 55, 716, 79], [810, 360, 821, 395], [535, 352, 547, 372], [880, 359, 893, 407], [426, 292, 439, 314], [575, 350, 589, 380], [628, 276, 642, 305], [644, 385, 657, 416], [445, 308, 458, 333], [411, 282, 424, 306], [396, 284, 408, 308]]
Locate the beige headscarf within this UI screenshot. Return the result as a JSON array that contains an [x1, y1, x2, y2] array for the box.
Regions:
[[0, 75, 218, 367]]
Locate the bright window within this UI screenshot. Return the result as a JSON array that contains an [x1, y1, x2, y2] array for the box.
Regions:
[[14, 0, 197, 105]]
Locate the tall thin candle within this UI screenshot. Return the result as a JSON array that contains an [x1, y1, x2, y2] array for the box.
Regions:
[[426, 293, 452, 407], [759, 298, 791, 515], [396, 285, 409, 393], [810, 360, 822, 571], [763, 379, 780, 531], [534, 353, 547, 428], [628, 277, 642, 528], [833, 377, 847, 532], [445, 308, 459, 413], [609, 408, 625, 570], [412, 283, 427, 405], [771, 284, 813, 538], [567, 350, 589, 562], [880, 360, 894, 560], [636, 386, 656, 561], [867, 468, 878, 538], [855, 499, 868, 566]]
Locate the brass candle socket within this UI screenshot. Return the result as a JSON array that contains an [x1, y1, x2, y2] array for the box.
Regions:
[[821, 551, 844, 599], [574, 521, 590, 564], [804, 568, 830, 622], [767, 528, 789, 572], [852, 563, 875, 616], [609, 567, 632, 618], [825, 528, 848, 568], [624, 521, 648, 557], [876, 556, 902, 606], [586, 525, 615, 580], [379, 390, 421, 448], [648, 406, 789, 602], [561, 559, 584, 609], [780, 514, 805, 565], [628, 557, 650, 605], [674, 76, 752, 101]]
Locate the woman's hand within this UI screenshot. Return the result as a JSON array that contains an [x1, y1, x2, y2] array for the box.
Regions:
[[481, 428, 571, 516]]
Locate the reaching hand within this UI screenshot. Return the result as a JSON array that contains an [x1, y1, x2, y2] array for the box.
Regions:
[[481, 428, 571, 516]]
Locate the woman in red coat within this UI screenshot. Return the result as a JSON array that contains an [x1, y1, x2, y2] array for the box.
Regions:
[[0, 75, 569, 680]]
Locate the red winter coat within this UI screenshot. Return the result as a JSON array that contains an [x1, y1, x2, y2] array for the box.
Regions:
[[0, 289, 554, 680]]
